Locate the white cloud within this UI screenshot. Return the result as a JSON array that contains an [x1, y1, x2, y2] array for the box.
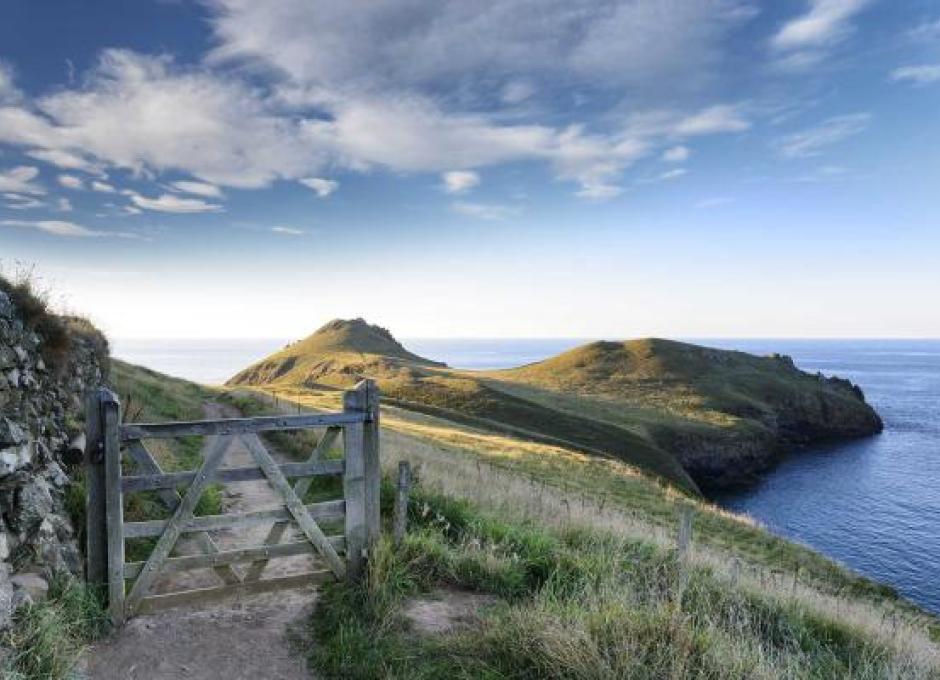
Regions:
[[3, 50, 324, 189], [661, 146, 690, 163], [673, 105, 749, 136], [891, 64, 940, 86], [207, 0, 756, 95], [170, 180, 224, 198], [25, 148, 103, 174], [908, 19, 940, 43], [0, 62, 21, 104], [451, 201, 520, 220], [2, 193, 44, 210], [776, 113, 870, 158], [772, 0, 869, 50], [0, 3, 759, 202], [0, 166, 44, 195], [299, 177, 338, 198], [441, 170, 480, 194], [500, 81, 536, 104], [56, 197, 73, 212], [696, 196, 733, 208], [659, 168, 688, 181], [125, 190, 223, 213], [1, 219, 112, 237], [91, 180, 117, 193], [271, 226, 305, 235], [770, 0, 869, 71], [58, 174, 84, 190], [575, 184, 623, 200]]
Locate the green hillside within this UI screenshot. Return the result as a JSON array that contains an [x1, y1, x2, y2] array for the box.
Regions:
[[229, 320, 882, 493]]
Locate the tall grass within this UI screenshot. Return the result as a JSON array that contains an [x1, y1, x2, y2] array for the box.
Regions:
[[1, 576, 107, 679], [309, 485, 940, 679]]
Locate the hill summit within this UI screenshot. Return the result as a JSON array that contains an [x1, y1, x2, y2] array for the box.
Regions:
[[293, 318, 440, 364], [227, 318, 444, 389]]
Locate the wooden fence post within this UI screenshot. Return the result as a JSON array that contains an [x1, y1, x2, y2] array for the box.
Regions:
[[393, 461, 411, 547], [342, 379, 381, 581], [343, 385, 367, 582], [101, 389, 125, 626], [676, 504, 694, 601], [84, 389, 107, 592]]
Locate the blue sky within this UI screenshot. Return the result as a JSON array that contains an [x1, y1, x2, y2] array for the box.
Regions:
[[0, 0, 938, 339]]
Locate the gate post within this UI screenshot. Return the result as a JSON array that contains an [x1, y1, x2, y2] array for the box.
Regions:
[[101, 389, 125, 626], [84, 389, 108, 592], [342, 379, 380, 581]]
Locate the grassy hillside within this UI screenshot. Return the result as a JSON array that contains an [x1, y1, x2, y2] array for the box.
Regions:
[[229, 320, 882, 492], [226, 387, 940, 679]]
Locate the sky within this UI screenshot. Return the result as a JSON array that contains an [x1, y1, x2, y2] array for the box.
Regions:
[[0, 0, 938, 340]]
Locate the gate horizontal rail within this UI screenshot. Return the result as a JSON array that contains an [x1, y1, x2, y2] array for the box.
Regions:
[[84, 379, 381, 626]]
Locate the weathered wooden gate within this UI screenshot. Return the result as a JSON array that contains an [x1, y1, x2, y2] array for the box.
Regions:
[[83, 379, 380, 625]]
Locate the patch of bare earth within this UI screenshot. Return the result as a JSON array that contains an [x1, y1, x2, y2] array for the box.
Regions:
[[402, 587, 497, 635], [81, 402, 321, 680]]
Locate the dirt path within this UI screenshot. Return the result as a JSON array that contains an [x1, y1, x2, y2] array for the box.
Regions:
[[81, 402, 319, 680]]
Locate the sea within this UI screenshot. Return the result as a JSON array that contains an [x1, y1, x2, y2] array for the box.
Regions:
[[112, 337, 940, 615]]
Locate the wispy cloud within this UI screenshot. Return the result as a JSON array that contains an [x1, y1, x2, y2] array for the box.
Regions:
[[1, 219, 138, 238], [91, 180, 117, 193], [58, 174, 84, 190], [661, 146, 690, 163], [775, 113, 870, 158], [299, 177, 338, 198], [170, 180, 224, 198], [26, 148, 103, 174], [659, 168, 688, 181], [270, 226, 305, 235], [890, 64, 940, 85], [772, 0, 868, 49], [452, 201, 520, 220], [0, 166, 44, 195], [771, 0, 870, 69], [2, 193, 44, 210], [124, 190, 223, 213], [441, 170, 480, 194], [55, 197, 73, 212], [908, 19, 940, 42], [696, 196, 734, 208]]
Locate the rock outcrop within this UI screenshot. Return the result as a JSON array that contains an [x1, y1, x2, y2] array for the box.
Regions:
[[0, 288, 107, 630]]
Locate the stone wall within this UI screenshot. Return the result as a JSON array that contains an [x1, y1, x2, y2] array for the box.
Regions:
[[0, 289, 107, 629]]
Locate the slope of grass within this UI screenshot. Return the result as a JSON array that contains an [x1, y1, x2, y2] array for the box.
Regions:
[[308, 484, 940, 679], [227, 320, 882, 492], [240, 387, 936, 630]]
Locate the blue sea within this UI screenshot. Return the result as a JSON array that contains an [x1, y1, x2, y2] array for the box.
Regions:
[[112, 337, 940, 615]]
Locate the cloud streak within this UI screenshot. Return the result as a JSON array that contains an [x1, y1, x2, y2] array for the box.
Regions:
[[775, 113, 870, 158]]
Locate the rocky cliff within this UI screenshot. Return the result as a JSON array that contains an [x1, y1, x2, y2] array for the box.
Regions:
[[0, 285, 107, 632]]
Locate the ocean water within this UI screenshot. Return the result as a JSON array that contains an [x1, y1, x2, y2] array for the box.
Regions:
[[112, 337, 940, 615]]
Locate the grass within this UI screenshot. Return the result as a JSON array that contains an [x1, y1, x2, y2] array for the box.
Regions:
[[0, 266, 109, 373], [308, 484, 940, 679], [1, 576, 107, 679]]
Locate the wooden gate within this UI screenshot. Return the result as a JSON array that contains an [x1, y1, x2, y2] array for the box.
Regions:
[[83, 379, 380, 625]]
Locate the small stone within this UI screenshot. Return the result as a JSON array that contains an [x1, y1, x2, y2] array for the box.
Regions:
[[6, 369, 20, 388], [12, 346, 28, 364], [10, 572, 48, 603], [0, 418, 26, 447], [0, 565, 13, 630]]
